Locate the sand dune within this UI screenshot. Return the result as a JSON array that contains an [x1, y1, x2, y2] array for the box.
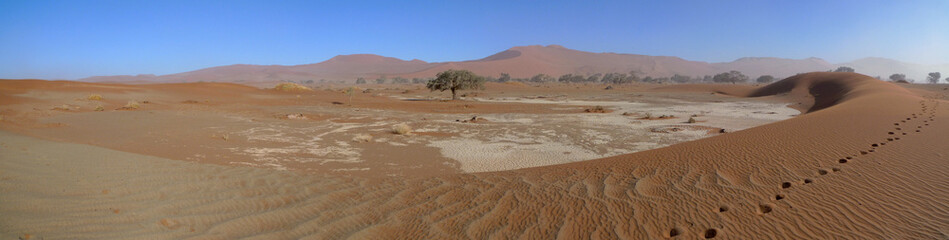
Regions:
[[80, 45, 949, 84], [2, 72, 948, 239]]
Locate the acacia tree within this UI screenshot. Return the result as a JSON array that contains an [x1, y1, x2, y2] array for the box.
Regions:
[[427, 69, 485, 100], [834, 66, 855, 73], [889, 73, 907, 82], [713, 70, 749, 84], [756, 75, 775, 83], [927, 72, 941, 84]]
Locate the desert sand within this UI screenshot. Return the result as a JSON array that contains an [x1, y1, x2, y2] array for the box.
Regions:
[[1, 72, 948, 239]]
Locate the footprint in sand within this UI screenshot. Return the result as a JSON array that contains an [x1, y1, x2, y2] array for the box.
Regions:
[[758, 204, 774, 214], [704, 228, 718, 238]]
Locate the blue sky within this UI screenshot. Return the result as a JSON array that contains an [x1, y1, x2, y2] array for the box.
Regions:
[[1, 0, 947, 79]]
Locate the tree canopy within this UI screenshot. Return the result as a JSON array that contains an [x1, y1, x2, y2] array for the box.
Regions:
[[833, 66, 855, 73], [426, 69, 485, 100], [756, 75, 775, 83], [713, 71, 748, 84], [927, 72, 941, 84], [889, 73, 907, 82]]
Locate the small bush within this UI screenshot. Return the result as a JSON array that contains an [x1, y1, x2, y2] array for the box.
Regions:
[[391, 123, 412, 135], [117, 101, 140, 110], [584, 105, 608, 113], [87, 94, 103, 101], [95, 105, 105, 111], [274, 83, 312, 92], [687, 117, 697, 123]]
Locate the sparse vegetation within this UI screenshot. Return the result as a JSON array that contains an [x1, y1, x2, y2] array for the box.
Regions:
[[426, 69, 486, 100], [118, 101, 140, 110], [52, 104, 73, 111], [927, 72, 941, 84], [274, 83, 312, 92], [713, 71, 748, 84], [352, 134, 373, 143], [833, 66, 855, 73], [687, 117, 697, 123], [95, 105, 105, 111], [87, 94, 103, 100], [584, 105, 608, 113], [756, 75, 775, 83], [286, 113, 307, 120], [391, 123, 412, 135], [889, 73, 907, 82], [355, 77, 367, 84]]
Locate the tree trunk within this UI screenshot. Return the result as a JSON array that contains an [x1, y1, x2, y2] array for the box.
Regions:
[[451, 88, 458, 100]]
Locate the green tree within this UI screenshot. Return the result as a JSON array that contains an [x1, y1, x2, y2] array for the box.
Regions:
[[713, 71, 749, 84], [889, 73, 906, 82], [927, 72, 941, 84], [834, 66, 855, 73], [756, 75, 775, 83], [498, 73, 511, 82], [530, 74, 553, 83], [426, 69, 486, 100], [355, 77, 366, 84], [671, 74, 691, 83]]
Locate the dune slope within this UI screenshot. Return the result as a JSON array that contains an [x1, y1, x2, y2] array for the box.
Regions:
[[1, 72, 948, 239]]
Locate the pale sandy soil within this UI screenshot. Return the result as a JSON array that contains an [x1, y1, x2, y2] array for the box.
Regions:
[[0, 81, 794, 177], [2, 73, 948, 239]]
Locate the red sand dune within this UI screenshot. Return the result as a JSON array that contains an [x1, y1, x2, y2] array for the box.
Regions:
[[80, 45, 948, 84]]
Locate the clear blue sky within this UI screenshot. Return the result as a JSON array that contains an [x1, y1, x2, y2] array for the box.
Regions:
[[1, 0, 947, 80]]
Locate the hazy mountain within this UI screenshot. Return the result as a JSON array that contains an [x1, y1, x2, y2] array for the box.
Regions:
[[79, 45, 949, 83]]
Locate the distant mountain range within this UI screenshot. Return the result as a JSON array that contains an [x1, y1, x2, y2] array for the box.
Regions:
[[81, 45, 949, 83]]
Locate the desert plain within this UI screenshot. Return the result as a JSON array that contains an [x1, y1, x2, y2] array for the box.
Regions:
[[1, 72, 948, 239]]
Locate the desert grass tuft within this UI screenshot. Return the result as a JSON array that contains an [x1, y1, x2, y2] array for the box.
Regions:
[[273, 83, 312, 92], [391, 123, 412, 135], [87, 94, 103, 101]]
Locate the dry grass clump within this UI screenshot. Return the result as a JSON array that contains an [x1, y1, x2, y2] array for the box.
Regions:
[[95, 105, 105, 111], [273, 83, 312, 92], [584, 105, 608, 113], [638, 112, 676, 120], [352, 134, 373, 143], [52, 104, 73, 111], [286, 113, 307, 120], [87, 94, 103, 101], [117, 101, 140, 110], [391, 123, 412, 135]]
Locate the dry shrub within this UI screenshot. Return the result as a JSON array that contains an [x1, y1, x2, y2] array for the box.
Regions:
[[274, 83, 312, 92], [95, 105, 105, 111], [352, 134, 373, 143], [584, 105, 608, 113], [117, 101, 140, 110], [391, 123, 412, 135], [87, 94, 103, 101], [286, 113, 307, 120], [52, 104, 72, 111]]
